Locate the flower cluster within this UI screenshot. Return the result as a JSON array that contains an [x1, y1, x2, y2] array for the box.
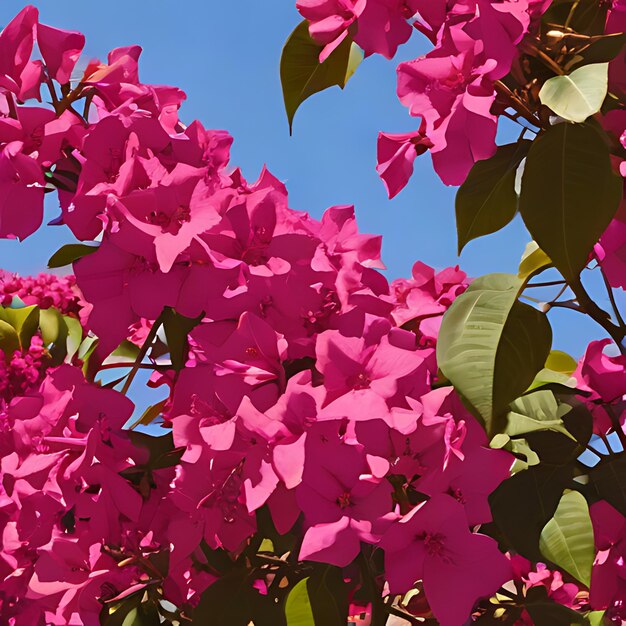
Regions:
[[1, 4, 625, 625], [0, 271, 83, 316]]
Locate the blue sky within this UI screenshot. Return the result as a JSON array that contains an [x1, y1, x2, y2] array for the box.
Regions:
[[0, 0, 622, 359]]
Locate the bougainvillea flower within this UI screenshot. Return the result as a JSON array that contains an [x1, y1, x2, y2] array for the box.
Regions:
[[354, 0, 419, 59], [36, 22, 85, 85], [596, 215, 626, 291], [381, 494, 512, 626], [297, 423, 393, 566], [0, 6, 37, 95], [575, 339, 626, 403], [0, 142, 44, 240], [397, 40, 498, 185], [376, 124, 433, 198], [590, 501, 626, 610], [296, 0, 367, 62]]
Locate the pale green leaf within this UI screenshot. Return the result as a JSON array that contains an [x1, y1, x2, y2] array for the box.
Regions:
[[540, 490, 594, 586], [539, 63, 609, 122]]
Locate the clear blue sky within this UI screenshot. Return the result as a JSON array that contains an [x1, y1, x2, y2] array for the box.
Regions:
[[0, 0, 622, 358]]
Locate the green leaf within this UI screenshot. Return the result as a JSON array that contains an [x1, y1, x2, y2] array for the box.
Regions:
[[47, 243, 99, 268], [64, 315, 83, 360], [162, 308, 202, 371], [567, 33, 626, 70], [587, 611, 606, 626], [280, 20, 363, 132], [539, 63, 609, 123], [129, 399, 167, 430], [506, 390, 575, 440], [540, 490, 594, 586], [39, 307, 69, 363], [589, 455, 626, 516], [0, 319, 19, 359], [3, 305, 40, 349], [519, 122, 622, 281], [525, 586, 590, 625], [546, 350, 578, 375], [285, 578, 315, 626], [518, 241, 552, 281], [489, 465, 573, 561], [456, 141, 531, 253], [103, 340, 141, 366], [437, 273, 552, 432], [543, 0, 609, 35]]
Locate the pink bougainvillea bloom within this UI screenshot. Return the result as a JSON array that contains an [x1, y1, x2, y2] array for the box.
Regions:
[[315, 321, 425, 404], [0, 5, 37, 95], [590, 501, 626, 610], [0, 142, 44, 240], [397, 39, 498, 185], [376, 123, 433, 198], [297, 425, 393, 566], [36, 23, 85, 85], [354, 0, 420, 59], [596, 215, 626, 291], [575, 339, 626, 403], [381, 494, 511, 626], [296, 0, 367, 61]]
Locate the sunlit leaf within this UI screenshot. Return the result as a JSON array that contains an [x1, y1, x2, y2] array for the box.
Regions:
[[540, 490, 594, 586], [518, 241, 552, 281], [540, 63, 609, 123], [437, 273, 552, 432]]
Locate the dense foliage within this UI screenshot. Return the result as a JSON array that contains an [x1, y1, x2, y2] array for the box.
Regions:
[[0, 1, 623, 625]]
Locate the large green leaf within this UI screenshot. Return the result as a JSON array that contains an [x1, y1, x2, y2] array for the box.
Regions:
[[540, 490, 594, 586], [162, 308, 203, 371], [567, 33, 626, 71], [489, 465, 573, 561], [539, 63, 609, 123], [0, 305, 40, 349], [519, 122, 622, 281], [437, 273, 552, 431], [281, 20, 362, 132], [456, 141, 531, 253]]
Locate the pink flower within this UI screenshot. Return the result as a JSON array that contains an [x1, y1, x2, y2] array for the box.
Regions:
[[396, 35, 498, 185], [596, 215, 626, 291], [376, 124, 433, 198], [296, 0, 367, 62], [0, 6, 38, 97], [297, 422, 393, 566], [353, 0, 420, 59], [381, 494, 512, 626], [0, 142, 44, 240], [36, 23, 85, 85], [575, 339, 626, 403], [590, 501, 626, 610]]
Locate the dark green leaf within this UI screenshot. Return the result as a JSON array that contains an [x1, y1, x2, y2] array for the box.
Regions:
[[519, 122, 622, 281], [47, 243, 99, 268], [567, 33, 626, 70], [589, 455, 626, 515], [456, 141, 531, 253], [543, 0, 609, 35], [489, 465, 573, 560], [280, 20, 362, 132], [525, 586, 589, 625], [437, 274, 552, 433], [162, 308, 203, 371], [307, 566, 349, 626]]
